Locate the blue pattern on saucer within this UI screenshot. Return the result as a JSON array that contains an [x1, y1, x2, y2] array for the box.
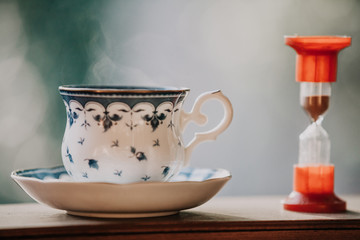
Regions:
[[14, 166, 67, 180], [13, 166, 228, 182]]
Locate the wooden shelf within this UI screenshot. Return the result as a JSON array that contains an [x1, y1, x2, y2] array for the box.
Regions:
[[1, 195, 360, 239]]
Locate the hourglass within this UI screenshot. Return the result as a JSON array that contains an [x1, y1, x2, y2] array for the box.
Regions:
[[283, 36, 351, 213]]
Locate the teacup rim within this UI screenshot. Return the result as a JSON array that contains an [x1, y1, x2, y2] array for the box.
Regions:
[[59, 85, 190, 94]]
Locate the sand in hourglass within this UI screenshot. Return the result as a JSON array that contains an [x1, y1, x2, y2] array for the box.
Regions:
[[302, 95, 329, 122]]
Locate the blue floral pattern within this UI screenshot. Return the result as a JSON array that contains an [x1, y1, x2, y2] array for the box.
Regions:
[[141, 175, 151, 181], [111, 140, 119, 147], [65, 147, 73, 163], [78, 138, 85, 145], [153, 139, 160, 147], [114, 170, 122, 176], [130, 147, 147, 161], [84, 159, 99, 170], [142, 108, 171, 131], [162, 166, 170, 177], [93, 110, 122, 132], [67, 108, 78, 127]]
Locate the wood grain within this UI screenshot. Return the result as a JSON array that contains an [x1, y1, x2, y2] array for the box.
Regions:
[[1, 196, 360, 239]]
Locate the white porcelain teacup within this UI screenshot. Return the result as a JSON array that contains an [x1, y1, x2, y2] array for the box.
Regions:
[[59, 85, 233, 183]]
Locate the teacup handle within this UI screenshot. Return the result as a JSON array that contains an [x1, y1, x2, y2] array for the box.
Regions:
[[180, 90, 233, 165]]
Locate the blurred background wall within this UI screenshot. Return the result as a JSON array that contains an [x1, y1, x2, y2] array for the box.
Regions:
[[1, 0, 360, 203]]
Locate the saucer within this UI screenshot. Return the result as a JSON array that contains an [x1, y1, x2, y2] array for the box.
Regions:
[[11, 166, 231, 218]]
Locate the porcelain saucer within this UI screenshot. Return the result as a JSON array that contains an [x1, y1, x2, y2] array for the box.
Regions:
[[11, 166, 231, 218]]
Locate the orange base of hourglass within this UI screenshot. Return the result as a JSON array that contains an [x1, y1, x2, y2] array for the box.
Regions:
[[283, 164, 346, 213]]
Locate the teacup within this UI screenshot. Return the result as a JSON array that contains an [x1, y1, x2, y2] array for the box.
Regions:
[[59, 85, 233, 183]]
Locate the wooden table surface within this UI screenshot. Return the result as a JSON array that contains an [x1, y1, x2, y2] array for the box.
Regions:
[[1, 195, 360, 239]]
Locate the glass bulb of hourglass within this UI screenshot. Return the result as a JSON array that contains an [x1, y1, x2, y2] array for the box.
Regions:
[[300, 82, 331, 123], [298, 123, 330, 165], [295, 123, 334, 194], [298, 82, 331, 166]]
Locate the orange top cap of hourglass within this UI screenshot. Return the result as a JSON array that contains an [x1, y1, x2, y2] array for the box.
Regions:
[[285, 36, 351, 82]]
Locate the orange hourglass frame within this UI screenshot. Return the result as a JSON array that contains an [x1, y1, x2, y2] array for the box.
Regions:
[[283, 36, 351, 213]]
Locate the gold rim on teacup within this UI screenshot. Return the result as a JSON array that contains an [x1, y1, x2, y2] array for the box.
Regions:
[[59, 85, 190, 94]]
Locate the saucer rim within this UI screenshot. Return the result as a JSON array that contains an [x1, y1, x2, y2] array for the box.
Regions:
[[10, 166, 232, 186]]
